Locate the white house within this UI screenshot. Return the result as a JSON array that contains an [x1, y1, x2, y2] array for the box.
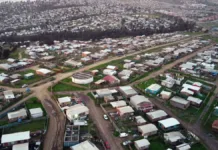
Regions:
[[1, 131, 30, 146], [3, 90, 15, 101], [29, 108, 43, 118], [7, 108, 27, 122], [70, 140, 99, 150], [138, 124, 158, 137], [13, 143, 29, 150], [66, 104, 89, 122], [134, 139, 150, 150]]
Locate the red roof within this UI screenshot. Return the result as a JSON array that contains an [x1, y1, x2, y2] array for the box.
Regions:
[[103, 75, 118, 83], [212, 120, 218, 128]]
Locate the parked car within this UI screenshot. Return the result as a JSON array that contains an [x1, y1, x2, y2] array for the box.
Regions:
[[103, 114, 109, 120], [119, 133, 128, 138], [122, 140, 132, 146], [104, 141, 110, 149], [22, 84, 28, 88]]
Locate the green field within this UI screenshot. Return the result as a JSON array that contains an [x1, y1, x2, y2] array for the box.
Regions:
[[4, 119, 46, 133], [25, 97, 46, 115], [50, 82, 86, 92], [191, 143, 207, 150]]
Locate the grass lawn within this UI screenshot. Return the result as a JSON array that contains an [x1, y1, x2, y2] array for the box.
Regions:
[[25, 97, 46, 115], [137, 78, 156, 90], [51, 82, 85, 92], [0, 120, 8, 126], [191, 143, 207, 150], [149, 137, 168, 150], [4, 119, 46, 133], [62, 78, 90, 88], [182, 31, 204, 36], [9, 48, 28, 59]]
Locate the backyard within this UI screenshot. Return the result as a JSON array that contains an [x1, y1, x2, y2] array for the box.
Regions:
[[25, 97, 46, 116]]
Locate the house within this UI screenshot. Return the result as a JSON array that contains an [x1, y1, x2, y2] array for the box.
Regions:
[[161, 78, 175, 88], [66, 104, 89, 122], [160, 91, 172, 100], [10, 74, 22, 80], [134, 139, 150, 150], [36, 68, 52, 76], [82, 51, 91, 57], [182, 83, 201, 93], [158, 118, 180, 131], [106, 65, 117, 70], [1, 131, 30, 146], [187, 96, 202, 107], [135, 116, 147, 125], [164, 131, 186, 144], [103, 69, 117, 76], [64, 59, 82, 67], [29, 108, 43, 118], [118, 70, 133, 78], [110, 100, 127, 108], [13, 143, 29, 150], [176, 143, 191, 150], [146, 110, 168, 122], [212, 120, 218, 132], [70, 140, 99, 150], [170, 96, 190, 110], [130, 95, 153, 112], [0, 76, 9, 83], [58, 97, 72, 107], [3, 90, 15, 101], [145, 84, 161, 95], [104, 95, 115, 103], [24, 73, 34, 79], [180, 88, 194, 96], [138, 124, 158, 137], [11, 79, 20, 85], [103, 75, 120, 85], [8, 108, 27, 122], [95, 88, 118, 98], [118, 86, 138, 98], [117, 106, 134, 117]]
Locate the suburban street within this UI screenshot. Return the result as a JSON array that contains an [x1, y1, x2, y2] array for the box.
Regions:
[[0, 34, 216, 150]]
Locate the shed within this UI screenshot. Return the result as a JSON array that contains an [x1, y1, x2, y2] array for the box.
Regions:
[[138, 124, 158, 136], [164, 131, 186, 144], [110, 100, 127, 108], [1, 131, 30, 146], [117, 106, 134, 117], [176, 143, 191, 150], [134, 139, 150, 150], [170, 96, 190, 110], [58, 97, 71, 106], [146, 110, 168, 122], [135, 116, 147, 125], [36, 68, 52, 76], [3, 90, 15, 100], [13, 143, 29, 150], [29, 108, 43, 118], [24, 73, 34, 79], [160, 91, 172, 100], [158, 118, 180, 131], [70, 140, 99, 150], [145, 84, 161, 95]]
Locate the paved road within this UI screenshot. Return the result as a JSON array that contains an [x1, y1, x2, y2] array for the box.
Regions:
[[0, 34, 209, 150]]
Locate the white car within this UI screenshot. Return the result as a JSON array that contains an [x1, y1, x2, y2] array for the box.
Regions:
[[103, 114, 109, 120], [22, 84, 28, 88], [122, 140, 131, 146]]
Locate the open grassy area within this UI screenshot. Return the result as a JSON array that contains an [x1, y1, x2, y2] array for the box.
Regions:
[[137, 78, 156, 90], [25, 97, 46, 115], [50, 82, 86, 92], [182, 31, 204, 36], [4, 119, 46, 133], [202, 35, 218, 43], [149, 136, 168, 150], [9, 48, 28, 59], [191, 143, 207, 150]]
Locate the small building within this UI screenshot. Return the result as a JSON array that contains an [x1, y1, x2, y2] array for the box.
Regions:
[[64, 59, 82, 68], [176, 143, 191, 150], [10, 74, 22, 80], [138, 123, 158, 137], [36, 68, 52, 76], [117, 106, 134, 117], [212, 120, 218, 132], [103, 75, 120, 85], [7, 108, 27, 122], [146, 110, 168, 122], [24, 73, 34, 79], [170, 96, 190, 110], [145, 84, 161, 95], [3, 90, 15, 101], [130, 95, 153, 112], [182, 83, 201, 93], [11, 79, 21, 85], [164, 131, 186, 144], [13, 143, 29, 150], [66, 104, 89, 122], [106, 65, 117, 70], [1, 131, 30, 146], [29, 108, 43, 118], [160, 91, 172, 100], [118, 86, 138, 98], [95, 88, 117, 98], [104, 95, 115, 103], [134, 139, 150, 150], [180, 88, 194, 96], [70, 140, 99, 150], [103, 69, 117, 76], [0, 76, 9, 83], [135, 116, 147, 125], [187, 96, 202, 107], [58, 97, 72, 107], [82, 51, 91, 57], [158, 118, 180, 131], [110, 100, 127, 108]]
